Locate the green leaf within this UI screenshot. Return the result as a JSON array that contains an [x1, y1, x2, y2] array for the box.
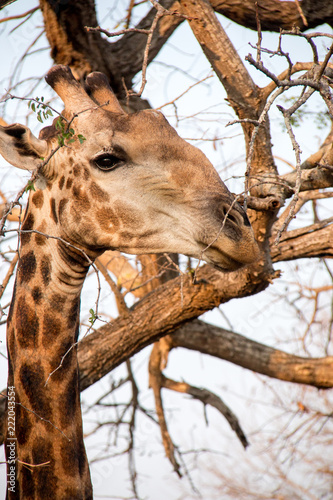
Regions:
[[55, 118, 63, 130], [89, 308, 97, 324], [31, 102, 36, 112], [25, 180, 36, 192], [78, 135, 86, 144]]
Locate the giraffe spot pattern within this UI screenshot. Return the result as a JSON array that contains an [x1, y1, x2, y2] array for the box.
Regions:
[[18, 251, 37, 284], [83, 167, 90, 180], [19, 362, 52, 419], [20, 212, 34, 245], [32, 437, 58, 497], [96, 207, 119, 232], [16, 397, 32, 446], [41, 255, 52, 286], [60, 440, 79, 477], [32, 190, 44, 208], [89, 181, 108, 202], [72, 184, 91, 210], [50, 197, 58, 224], [32, 286, 42, 304], [58, 197, 69, 219], [16, 296, 39, 349], [20, 455, 35, 497], [35, 230, 47, 246], [34, 220, 47, 247], [58, 175, 65, 190], [42, 313, 61, 348], [50, 339, 75, 381], [59, 369, 79, 428], [78, 436, 89, 477], [49, 293, 66, 310], [73, 165, 81, 177], [66, 177, 73, 189], [72, 184, 80, 199]]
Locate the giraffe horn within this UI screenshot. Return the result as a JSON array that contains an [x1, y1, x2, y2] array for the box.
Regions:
[[45, 65, 95, 114], [85, 72, 125, 114]]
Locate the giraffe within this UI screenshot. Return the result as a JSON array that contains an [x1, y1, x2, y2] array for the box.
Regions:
[[0, 65, 259, 499]]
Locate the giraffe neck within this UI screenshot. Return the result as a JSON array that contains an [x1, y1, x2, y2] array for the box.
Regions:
[[6, 197, 94, 499]]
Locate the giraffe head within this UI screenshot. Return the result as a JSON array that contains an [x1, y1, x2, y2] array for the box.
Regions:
[[0, 65, 259, 271]]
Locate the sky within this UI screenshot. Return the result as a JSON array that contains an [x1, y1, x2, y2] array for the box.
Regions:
[[0, 1, 333, 499]]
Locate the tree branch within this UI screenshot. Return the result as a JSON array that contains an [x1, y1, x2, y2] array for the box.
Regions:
[[179, 0, 259, 116], [148, 342, 181, 475], [161, 375, 249, 449], [211, 0, 333, 32], [270, 218, 333, 261], [171, 319, 333, 388]]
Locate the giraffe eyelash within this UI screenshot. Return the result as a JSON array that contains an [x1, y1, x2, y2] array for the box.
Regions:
[[92, 153, 125, 171]]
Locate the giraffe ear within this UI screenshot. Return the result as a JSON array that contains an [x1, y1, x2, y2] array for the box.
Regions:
[[0, 124, 48, 171]]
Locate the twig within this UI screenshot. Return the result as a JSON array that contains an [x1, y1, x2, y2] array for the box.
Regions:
[[275, 105, 303, 243], [0, 7, 38, 25], [148, 343, 182, 476], [243, 86, 286, 207], [125, 0, 135, 29], [161, 376, 249, 449], [294, 0, 308, 26], [255, 2, 262, 64], [126, 359, 140, 499], [135, 2, 165, 97], [85, 26, 151, 37], [1, 93, 63, 121], [156, 74, 213, 110]]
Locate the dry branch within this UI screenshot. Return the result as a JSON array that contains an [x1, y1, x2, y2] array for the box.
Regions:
[[149, 342, 181, 475], [271, 219, 333, 261], [161, 375, 249, 449], [180, 0, 259, 116], [171, 320, 333, 389]]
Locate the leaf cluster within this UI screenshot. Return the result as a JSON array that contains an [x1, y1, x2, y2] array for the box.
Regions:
[[28, 96, 53, 123], [55, 117, 86, 147]]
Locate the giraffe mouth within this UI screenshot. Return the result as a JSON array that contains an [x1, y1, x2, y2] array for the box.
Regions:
[[200, 246, 246, 272]]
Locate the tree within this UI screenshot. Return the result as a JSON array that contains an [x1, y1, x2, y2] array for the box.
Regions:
[[0, 1, 333, 498]]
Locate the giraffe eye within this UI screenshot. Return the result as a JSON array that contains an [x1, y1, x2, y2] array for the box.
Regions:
[[94, 154, 124, 171]]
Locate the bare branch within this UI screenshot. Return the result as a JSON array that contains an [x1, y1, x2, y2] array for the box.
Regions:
[[161, 375, 249, 449], [149, 342, 181, 476]]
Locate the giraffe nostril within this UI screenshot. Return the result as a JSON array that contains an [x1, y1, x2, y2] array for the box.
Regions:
[[227, 212, 237, 224], [243, 213, 251, 226]]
